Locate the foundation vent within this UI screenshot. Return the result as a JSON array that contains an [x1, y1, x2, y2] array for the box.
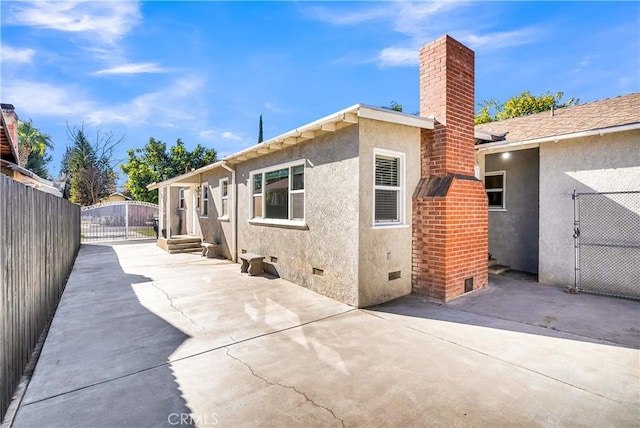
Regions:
[[270, 256, 278, 263], [312, 268, 324, 276], [388, 271, 401, 281], [241, 249, 247, 254], [464, 277, 474, 293]]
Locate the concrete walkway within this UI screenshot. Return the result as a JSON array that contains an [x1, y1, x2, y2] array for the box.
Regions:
[[12, 242, 640, 427]]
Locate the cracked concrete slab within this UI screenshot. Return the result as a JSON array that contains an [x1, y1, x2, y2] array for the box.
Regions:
[[11, 242, 640, 427]]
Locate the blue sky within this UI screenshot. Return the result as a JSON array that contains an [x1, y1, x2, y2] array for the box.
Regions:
[[1, 1, 639, 182]]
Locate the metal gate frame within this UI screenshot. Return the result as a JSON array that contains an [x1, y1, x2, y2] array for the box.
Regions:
[[81, 200, 159, 242], [573, 190, 640, 300]]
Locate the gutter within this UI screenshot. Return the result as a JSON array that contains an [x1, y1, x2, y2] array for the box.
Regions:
[[220, 161, 237, 263], [475, 122, 640, 152]]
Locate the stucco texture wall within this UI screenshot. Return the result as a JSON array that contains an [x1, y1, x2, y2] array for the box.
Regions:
[[235, 125, 361, 306], [485, 148, 539, 273], [197, 169, 233, 259], [357, 118, 420, 307], [539, 130, 640, 286]]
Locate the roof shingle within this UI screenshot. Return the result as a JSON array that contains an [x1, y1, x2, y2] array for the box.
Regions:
[[475, 92, 640, 143]]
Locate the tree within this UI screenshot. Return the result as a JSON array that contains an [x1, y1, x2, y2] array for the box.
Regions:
[[17, 119, 54, 178], [62, 125, 120, 205], [258, 114, 264, 143], [475, 91, 579, 124], [383, 101, 403, 112], [121, 138, 217, 203]]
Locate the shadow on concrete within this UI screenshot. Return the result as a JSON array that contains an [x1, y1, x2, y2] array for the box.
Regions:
[[367, 271, 640, 350], [14, 244, 195, 427]]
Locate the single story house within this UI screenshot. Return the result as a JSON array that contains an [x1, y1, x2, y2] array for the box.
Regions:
[[150, 35, 489, 308], [475, 93, 640, 295]]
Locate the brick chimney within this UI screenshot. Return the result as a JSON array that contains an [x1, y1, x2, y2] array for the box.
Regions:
[[1, 104, 19, 163], [412, 35, 488, 301]]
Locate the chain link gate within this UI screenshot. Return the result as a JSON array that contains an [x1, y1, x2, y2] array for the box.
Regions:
[[81, 201, 159, 242], [573, 190, 640, 299]]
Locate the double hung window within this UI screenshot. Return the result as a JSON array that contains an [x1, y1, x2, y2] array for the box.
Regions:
[[220, 178, 229, 218], [374, 150, 404, 225], [201, 183, 209, 216], [251, 161, 305, 223], [484, 171, 506, 210]]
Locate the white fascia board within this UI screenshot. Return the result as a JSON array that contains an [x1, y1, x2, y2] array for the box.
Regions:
[[357, 105, 435, 129], [475, 122, 640, 152], [147, 160, 224, 190]]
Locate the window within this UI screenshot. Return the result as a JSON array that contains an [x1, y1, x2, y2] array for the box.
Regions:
[[220, 178, 229, 218], [201, 183, 209, 217], [484, 171, 506, 210], [195, 186, 201, 210], [374, 150, 404, 225], [251, 161, 305, 223], [178, 188, 185, 210]]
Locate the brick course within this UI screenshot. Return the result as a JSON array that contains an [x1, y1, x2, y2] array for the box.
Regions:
[[412, 35, 488, 301]]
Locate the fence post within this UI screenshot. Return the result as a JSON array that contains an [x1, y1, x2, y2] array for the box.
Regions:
[[125, 202, 129, 239]]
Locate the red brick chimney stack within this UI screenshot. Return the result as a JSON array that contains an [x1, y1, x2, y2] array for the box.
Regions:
[[412, 35, 488, 301]]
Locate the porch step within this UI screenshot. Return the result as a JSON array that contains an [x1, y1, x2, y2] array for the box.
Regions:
[[166, 237, 201, 245], [488, 264, 511, 275], [168, 247, 203, 254], [488, 258, 498, 267]]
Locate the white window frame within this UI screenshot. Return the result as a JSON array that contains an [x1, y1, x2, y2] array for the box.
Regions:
[[178, 188, 185, 210], [373, 148, 405, 227], [219, 178, 229, 219], [249, 159, 306, 227], [484, 170, 506, 211], [200, 183, 209, 217]]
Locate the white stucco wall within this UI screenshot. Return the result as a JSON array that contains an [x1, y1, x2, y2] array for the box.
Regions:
[[197, 169, 233, 259], [235, 125, 362, 306], [357, 118, 420, 307], [539, 129, 640, 286]]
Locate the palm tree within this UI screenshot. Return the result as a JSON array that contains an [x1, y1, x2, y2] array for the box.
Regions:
[[17, 119, 54, 167]]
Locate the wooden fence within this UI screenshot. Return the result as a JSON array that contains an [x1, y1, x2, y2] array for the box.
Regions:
[[0, 175, 80, 420]]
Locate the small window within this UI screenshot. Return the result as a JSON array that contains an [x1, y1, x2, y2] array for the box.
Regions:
[[201, 183, 209, 217], [195, 186, 201, 210], [253, 173, 263, 218], [251, 162, 305, 222], [374, 150, 404, 225], [178, 188, 185, 210], [484, 171, 505, 210], [220, 178, 229, 218]]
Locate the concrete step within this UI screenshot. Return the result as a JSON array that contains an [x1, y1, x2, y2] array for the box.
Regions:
[[166, 237, 201, 245], [168, 242, 202, 250], [488, 264, 511, 275], [488, 258, 498, 267], [168, 247, 203, 254]]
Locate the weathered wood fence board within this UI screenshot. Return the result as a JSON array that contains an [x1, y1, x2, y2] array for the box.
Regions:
[[0, 175, 80, 420]]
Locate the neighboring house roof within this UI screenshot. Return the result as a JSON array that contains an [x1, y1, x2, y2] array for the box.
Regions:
[[149, 104, 437, 190], [1, 103, 19, 164], [101, 192, 132, 202], [475, 92, 640, 149], [0, 159, 64, 197]]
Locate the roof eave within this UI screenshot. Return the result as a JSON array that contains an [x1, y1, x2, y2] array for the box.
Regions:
[[475, 122, 640, 152]]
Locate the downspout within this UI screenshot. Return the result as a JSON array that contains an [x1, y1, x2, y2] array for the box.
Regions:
[[221, 161, 237, 263]]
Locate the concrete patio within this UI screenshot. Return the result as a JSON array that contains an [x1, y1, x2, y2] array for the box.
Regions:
[[10, 241, 640, 427]]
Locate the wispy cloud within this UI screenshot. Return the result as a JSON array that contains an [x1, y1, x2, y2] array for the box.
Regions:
[[222, 131, 242, 141], [305, 4, 388, 25], [572, 55, 595, 74], [3, 80, 95, 118], [6, 1, 141, 44], [307, 1, 541, 68], [457, 27, 541, 51], [377, 47, 418, 67], [1, 45, 35, 63], [93, 63, 169, 76], [4, 75, 207, 128]]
